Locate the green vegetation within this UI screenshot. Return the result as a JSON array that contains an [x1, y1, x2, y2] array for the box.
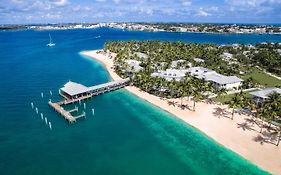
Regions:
[[212, 92, 252, 104], [105, 40, 281, 146], [242, 68, 281, 87], [105, 40, 280, 101], [228, 92, 281, 146]]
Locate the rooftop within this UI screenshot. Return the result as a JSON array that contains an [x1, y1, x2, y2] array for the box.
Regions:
[[89, 79, 129, 91], [60, 78, 130, 96], [250, 88, 281, 99], [171, 60, 186, 68], [151, 69, 188, 81], [60, 81, 90, 96], [194, 58, 205, 63], [187, 67, 243, 85]]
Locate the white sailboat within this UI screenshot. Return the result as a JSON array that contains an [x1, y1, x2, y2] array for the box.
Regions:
[[47, 34, 55, 47]]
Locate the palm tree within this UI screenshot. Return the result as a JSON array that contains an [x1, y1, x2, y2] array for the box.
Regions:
[[256, 92, 281, 144], [257, 107, 270, 133], [177, 86, 186, 107], [228, 93, 243, 120], [216, 88, 228, 100], [192, 90, 204, 112], [276, 126, 281, 146], [263, 92, 281, 129]]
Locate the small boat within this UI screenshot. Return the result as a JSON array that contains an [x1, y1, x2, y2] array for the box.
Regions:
[[47, 34, 55, 47], [95, 35, 101, 39]]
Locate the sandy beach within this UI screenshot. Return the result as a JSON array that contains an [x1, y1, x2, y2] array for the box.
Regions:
[[80, 50, 281, 174]]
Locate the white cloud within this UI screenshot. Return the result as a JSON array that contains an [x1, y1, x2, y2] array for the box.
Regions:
[[1, 0, 281, 24], [161, 8, 176, 15], [50, 0, 69, 7], [84, 6, 91, 11], [226, 0, 281, 8], [113, 0, 121, 4], [182, 0, 192, 6], [72, 5, 81, 11], [196, 7, 209, 17], [46, 13, 61, 18]]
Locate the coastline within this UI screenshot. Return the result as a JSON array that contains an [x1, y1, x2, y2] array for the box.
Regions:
[[80, 50, 281, 174]]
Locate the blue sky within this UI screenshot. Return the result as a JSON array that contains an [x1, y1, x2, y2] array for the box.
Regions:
[[0, 0, 281, 24]]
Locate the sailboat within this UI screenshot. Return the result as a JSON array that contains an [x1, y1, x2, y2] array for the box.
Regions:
[[47, 34, 55, 47]]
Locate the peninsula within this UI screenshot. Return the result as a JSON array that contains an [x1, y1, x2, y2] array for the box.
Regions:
[[80, 44, 281, 174]]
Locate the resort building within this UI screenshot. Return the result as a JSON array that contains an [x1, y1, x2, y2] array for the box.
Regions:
[[250, 88, 281, 106], [151, 66, 243, 89], [220, 52, 233, 61], [187, 67, 243, 90], [171, 60, 187, 68], [151, 69, 188, 81], [125, 60, 143, 72], [277, 49, 281, 56], [194, 58, 205, 64], [135, 52, 148, 60]]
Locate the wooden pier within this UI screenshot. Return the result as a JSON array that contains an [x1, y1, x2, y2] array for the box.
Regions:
[[48, 101, 78, 123], [48, 78, 130, 123]]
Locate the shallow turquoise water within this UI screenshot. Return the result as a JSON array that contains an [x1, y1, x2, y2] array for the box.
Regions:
[[0, 28, 279, 175]]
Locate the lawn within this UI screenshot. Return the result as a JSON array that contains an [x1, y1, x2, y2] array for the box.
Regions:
[[212, 92, 252, 104], [242, 68, 281, 87]]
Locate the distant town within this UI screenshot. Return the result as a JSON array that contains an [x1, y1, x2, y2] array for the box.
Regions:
[[1, 22, 281, 34]]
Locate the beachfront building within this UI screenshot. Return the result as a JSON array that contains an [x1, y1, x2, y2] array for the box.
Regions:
[[151, 66, 243, 89], [187, 67, 243, 90], [250, 88, 281, 106], [151, 69, 189, 81]]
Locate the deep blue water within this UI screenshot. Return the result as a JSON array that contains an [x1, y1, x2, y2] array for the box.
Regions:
[[0, 28, 280, 175]]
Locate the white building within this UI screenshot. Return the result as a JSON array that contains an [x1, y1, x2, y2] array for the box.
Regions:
[[277, 49, 281, 56], [151, 69, 188, 81], [151, 66, 243, 90], [193, 58, 205, 64], [220, 52, 233, 61], [171, 60, 186, 68], [187, 67, 243, 90], [135, 52, 148, 60], [250, 88, 281, 106], [125, 60, 143, 72]]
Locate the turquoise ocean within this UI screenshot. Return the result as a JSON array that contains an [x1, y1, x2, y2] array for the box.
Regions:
[[0, 28, 280, 175]]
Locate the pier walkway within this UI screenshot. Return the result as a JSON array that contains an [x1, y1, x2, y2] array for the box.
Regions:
[[49, 78, 130, 122], [48, 101, 78, 123]]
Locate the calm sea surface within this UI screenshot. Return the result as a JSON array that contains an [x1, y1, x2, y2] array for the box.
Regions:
[[0, 28, 280, 175]]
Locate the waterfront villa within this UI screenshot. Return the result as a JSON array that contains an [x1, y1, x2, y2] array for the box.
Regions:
[[250, 87, 281, 106]]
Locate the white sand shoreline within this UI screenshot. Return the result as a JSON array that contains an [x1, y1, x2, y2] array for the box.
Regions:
[[80, 50, 281, 174]]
